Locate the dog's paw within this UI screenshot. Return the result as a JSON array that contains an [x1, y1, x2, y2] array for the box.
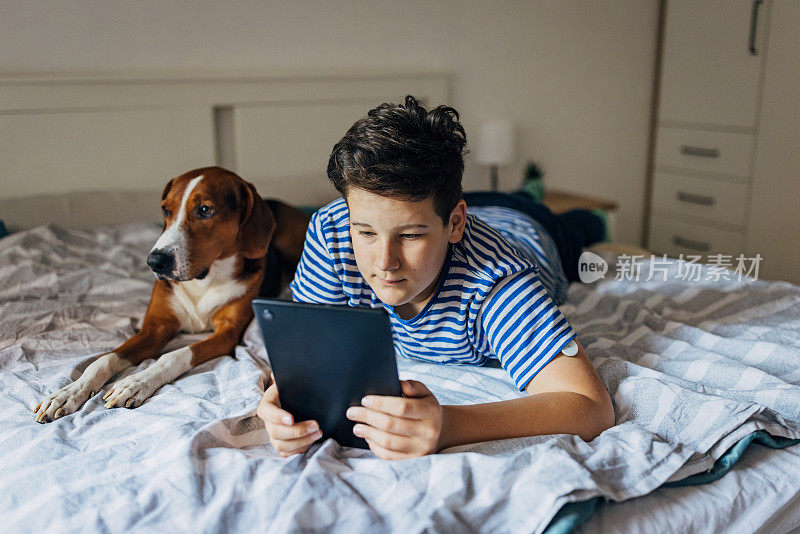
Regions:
[[102, 373, 160, 409], [34, 381, 97, 423]]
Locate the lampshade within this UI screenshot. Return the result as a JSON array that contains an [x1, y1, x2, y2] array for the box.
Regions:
[[474, 119, 515, 166]]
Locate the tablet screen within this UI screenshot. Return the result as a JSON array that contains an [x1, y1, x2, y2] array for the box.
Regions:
[[252, 298, 402, 449]]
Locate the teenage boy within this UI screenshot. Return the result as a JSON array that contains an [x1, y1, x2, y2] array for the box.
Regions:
[[257, 96, 615, 459]]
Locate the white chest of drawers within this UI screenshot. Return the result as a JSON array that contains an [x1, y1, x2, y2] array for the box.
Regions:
[[646, 0, 773, 269]]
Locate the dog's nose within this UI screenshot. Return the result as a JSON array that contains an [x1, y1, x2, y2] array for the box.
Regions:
[[147, 250, 175, 275]]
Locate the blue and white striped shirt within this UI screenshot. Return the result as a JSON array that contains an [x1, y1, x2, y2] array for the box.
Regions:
[[290, 197, 576, 391]]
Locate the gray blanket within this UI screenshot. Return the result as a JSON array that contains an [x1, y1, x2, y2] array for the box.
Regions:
[[1, 223, 799, 533]]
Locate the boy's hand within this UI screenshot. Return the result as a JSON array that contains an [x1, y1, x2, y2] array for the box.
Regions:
[[345, 380, 443, 460], [257, 373, 322, 458]]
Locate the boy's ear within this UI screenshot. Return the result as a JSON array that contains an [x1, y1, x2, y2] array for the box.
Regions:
[[448, 200, 468, 243]]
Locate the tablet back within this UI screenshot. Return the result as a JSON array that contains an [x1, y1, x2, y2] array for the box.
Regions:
[[252, 299, 402, 449]]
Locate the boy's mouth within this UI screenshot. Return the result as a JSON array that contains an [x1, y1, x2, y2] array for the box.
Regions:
[[378, 277, 405, 286]]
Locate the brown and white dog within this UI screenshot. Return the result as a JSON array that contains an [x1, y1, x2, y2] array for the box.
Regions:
[[33, 166, 310, 422]]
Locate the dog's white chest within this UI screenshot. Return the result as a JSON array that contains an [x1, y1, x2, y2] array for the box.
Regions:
[[168, 256, 247, 333]]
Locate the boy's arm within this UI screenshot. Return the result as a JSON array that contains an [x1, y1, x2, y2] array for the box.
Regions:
[[437, 340, 615, 449], [447, 268, 615, 443], [347, 340, 615, 459]]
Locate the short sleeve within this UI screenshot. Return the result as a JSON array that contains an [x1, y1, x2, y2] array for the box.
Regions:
[[477, 268, 577, 391], [289, 210, 349, 305]]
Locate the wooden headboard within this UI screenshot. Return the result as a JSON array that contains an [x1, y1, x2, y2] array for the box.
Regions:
[[0, 71, 449, 230]]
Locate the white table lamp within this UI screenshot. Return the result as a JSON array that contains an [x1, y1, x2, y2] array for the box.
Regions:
[[475, 119, 514, 191]]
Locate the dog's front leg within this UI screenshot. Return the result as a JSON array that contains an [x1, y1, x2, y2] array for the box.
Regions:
[[103, 301, 251, 409], [34, 320, 179, 423]]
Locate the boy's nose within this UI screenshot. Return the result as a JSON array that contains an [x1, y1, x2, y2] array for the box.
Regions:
[[376, 241, 400, 272]]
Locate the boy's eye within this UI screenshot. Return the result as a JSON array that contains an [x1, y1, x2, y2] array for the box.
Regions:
[[400, 234, 422, 240], [358, 231, 376, 238]]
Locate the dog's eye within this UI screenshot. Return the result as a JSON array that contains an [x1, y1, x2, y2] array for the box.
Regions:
[[161, 206, 171, 218], [196, 205, 215, 219]]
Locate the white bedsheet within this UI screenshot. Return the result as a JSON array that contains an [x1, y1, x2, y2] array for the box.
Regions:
[[1, 223, 799, 533]]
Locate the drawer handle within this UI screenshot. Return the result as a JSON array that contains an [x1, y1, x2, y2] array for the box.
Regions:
[[676, 191, 715, 206], [749, 0, 763, 56], [680, 145, 720, 158], [673, 235, 711, 252]]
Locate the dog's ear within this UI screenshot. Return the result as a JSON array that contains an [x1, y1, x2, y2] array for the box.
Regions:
[[161, 179, 174, 201], [239, 180, 275, 259]]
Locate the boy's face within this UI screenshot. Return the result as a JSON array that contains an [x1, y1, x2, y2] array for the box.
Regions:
[[346, 188, 466, 319]]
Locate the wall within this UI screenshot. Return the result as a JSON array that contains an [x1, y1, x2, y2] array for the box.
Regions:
[[0, 0, 659, 245]]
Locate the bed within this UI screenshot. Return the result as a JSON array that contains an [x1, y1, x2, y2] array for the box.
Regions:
[[2, 73, 799, 534]]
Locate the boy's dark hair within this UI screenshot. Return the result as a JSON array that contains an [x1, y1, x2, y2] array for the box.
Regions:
[[327, 95, 467, 224]]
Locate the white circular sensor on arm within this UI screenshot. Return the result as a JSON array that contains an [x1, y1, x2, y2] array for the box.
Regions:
[[561, 340, 578, 357]]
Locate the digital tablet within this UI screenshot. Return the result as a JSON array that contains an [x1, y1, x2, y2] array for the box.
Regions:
[[252, 298, 402, 449]]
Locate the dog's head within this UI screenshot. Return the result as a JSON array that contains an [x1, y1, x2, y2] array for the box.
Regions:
[[147, 167, 275, 281]]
